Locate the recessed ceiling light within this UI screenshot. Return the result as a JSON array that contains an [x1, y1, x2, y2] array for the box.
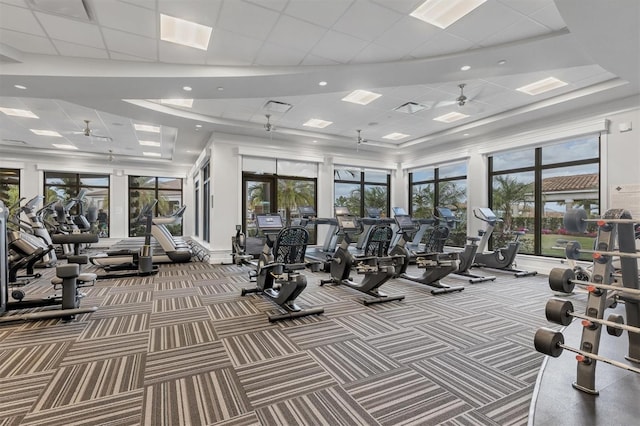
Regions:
[[516, 77, 568, 95], [160, 98, 194, 108], [383, 132, 410, 140], [319, 81, 327, 86], [217, 87, 224, 91], [303, 118, 333, 128], [30, 129, 62, 137], [498, 59, 507, 65], [312, 140, 318, 143], [433, 111, 470, 123], [134, 123, 161, 133], [143, 152, 162, 157], [342, 90, 382, 105], [394, 102, 428, 114], [463, 133, 470, 136], [410, 0, 487, 29], [460, 65, 471, 71], [195, 124, 202, 128], [14, 85, 27, 90], [182, 86, 192, 91], [160, 14, 213, 51], [52, 143, 78, 150], [0, 107, 39, 118], [139, 140, 161, 147]]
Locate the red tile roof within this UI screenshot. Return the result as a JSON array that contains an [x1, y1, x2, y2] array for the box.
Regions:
[[541, 173, 598, 192]]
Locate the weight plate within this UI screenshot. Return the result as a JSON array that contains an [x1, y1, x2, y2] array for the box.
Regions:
[[606, 314, 624, 337], [564, 209, 588, 234], [534, 327, 564, 357], [549, 267, 576, 293], [545, 297, 574, 326]]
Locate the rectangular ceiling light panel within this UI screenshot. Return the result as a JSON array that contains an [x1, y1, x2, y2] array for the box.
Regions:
[[0, 107, 39, 118], [382, 132, 410, 140], [134, 123, 161, 133], [433, 111, 469, 123], [143, 152, 162, 157], [516, 77, 568, 95], [30, 129, 62, 137], [341, 90, 382, 105], [303, 118, 333, 128], [160, 14, 213, 50], [52, 143, 78, 150], [139, 140, 161, 147], [410, 0, 487, 29]]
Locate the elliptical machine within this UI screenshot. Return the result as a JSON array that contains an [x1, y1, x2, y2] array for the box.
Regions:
[[241, 214, 324, 322], [472, 207, 537, 277], [435, 207, 495, 284], [320, 214, 405, 305]]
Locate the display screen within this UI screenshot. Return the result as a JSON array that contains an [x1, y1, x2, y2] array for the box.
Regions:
[[256, 214, 283, 229], [337, 215, 358, 230], [298, 206, 316, 216], [437, 207, 453, 218], [366, 207, 381, 218], [478, 208, 496, 220], [394, 214, 415, 228], [392, 207, 407, 216], [335, 206, 350, 216]]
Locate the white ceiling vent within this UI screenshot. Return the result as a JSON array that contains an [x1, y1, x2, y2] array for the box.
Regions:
[[264, 100, 293, 113], [394, 102, 428, 114], [28, 0, 92, 22]]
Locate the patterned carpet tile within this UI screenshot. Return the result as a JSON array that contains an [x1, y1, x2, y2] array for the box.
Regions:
[[79, 314, 149, 340], [416, 321, 496, 350], [256, 385, 378, 426], [105, 283, 155, 293], [439, 410, 501, 426], [332, 312, 404, 338], [223, 328, 299, 367], [477, 386, 535, 426], [375, 305, 441, 326], [148, 320, 217, 352], [61, 331, 149, 366], [0, 322, 86, 348], [452, 312, 527, 338], [212, 314, 279, 339], [207, 300, 262, 320], [143, 369, 251, 426], [197, 281, 242, 295], [99, 277, 155, 287], [412, 351, 528, 408], [282, 320, 356, 349], [0, 342, 70, 376], [413, 294, 484, 319], [20, 389, 143, 426], [149, 306, 211, 328], [0, 416, 24, 426], [152, 295, 202, 313], [156, 269, 191, 279], [153, 287, 202, 300], [309, 339, 400, 384], [366, 329, 453, 364], [102, 291, 153, 306], [212, 412, 261, 426], [90, 303, 153, 320], [154, 280, 193, 291], [0, 371, 54, 418], [316, 299, 370, 318], [463, 340, 545, 384], [144, 341, 231, 385], [236, 352, 336, 408], [344, 368, 472, 426], [33, 354, 144, 411]]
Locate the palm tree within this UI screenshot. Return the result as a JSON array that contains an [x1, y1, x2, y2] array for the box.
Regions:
[[412, 184, 434, 218], [277, 179, 315, 225], [364, 186, 388, 215], [492, 175, 533, 230]]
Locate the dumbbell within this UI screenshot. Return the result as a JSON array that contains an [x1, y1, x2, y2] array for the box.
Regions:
[[534, 327, 640, 374], [548, 267, 640, 297], [545, 297, 640, 337]]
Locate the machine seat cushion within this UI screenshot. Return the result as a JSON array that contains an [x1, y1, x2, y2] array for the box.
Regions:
[[52, 273, 97, 285]]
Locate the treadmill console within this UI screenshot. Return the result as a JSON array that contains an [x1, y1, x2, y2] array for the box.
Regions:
[[392, 207, 407, 216], [256, 214, 284, 231], [366, 207, 381, 218], [334, 206, 350, 216], [298, 206, 317, 218], [437, 206, 454, 219], [394, 214, 417, 231], [337, 215, 359, 233], [477, 207, 496, 221]]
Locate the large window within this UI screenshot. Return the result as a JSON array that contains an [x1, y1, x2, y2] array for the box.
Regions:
[[489, 136, 600, 258], [44, 171, 110, 236], [194, 179, 200, 238], [129, 176, 183, 237], [0, 168, 20, 217], [202, 163, 210, 243], [410, 162, 468, 247], [334, 168, 390, 217]]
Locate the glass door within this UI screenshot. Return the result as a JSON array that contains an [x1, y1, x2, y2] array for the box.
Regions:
[[243, 174, 276, 237]]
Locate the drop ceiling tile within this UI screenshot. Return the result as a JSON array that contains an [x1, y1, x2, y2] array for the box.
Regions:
[[0, 0, 28, 7], [245, 0, 288, 12], [496, 0, 553, 17], [375, 15, 440, 53], [266, 14, 327, 53], [0, 28, 56, 54], [206, 28, 262, 66], [217, 0, 279, 40], [370, 0, 424, 14], [332, 0, 403, 41], [109, 51, 154, 62], [410, 31, 474, 58], [119, 0, 156, 10], [158, 0, 222, 28], [530, 3, 567, 31], [34, 11, 105, 49], [0, 3, 46, 36], [445, 1, 522, 43], [92, 0, 156, 38], [309, 29, 368, 64], [300, 54, 340, 66], [102, 27, 157, 61], [253, 41, 307, 66], [52, 39, 109, 59], [159, 41, 208, 64], [479, 17, 549, 47], [351, 42, 402, 64], [284, 0, 352, 28]]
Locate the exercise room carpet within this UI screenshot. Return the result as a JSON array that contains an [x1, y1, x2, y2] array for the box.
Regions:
[[0, 261, 588, 426]]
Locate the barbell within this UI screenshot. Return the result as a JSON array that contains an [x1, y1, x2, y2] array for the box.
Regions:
[[564, 241, 640, 261], [564, 209, 636, 234], [534, 327, 640, 374], [548, 267, 640, 296], [545, 297, 640, 336]]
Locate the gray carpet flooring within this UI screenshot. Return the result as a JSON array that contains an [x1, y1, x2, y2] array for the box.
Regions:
[[0, 260, 589, 426]]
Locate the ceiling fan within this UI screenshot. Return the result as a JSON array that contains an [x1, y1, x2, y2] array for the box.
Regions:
[[456, 83, 468, 106], [356, 129, 368, 151], [72, 119, 112, 141], [264, 114, 275, 132]]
